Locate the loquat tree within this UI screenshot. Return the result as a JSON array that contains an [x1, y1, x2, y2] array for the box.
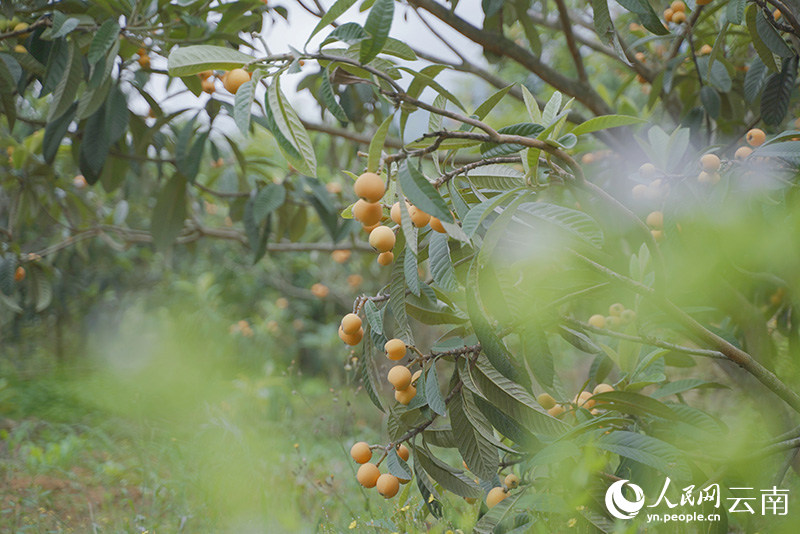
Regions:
[[3, 0, 800, 531]]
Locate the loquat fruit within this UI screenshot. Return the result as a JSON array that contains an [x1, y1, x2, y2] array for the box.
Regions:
[[574, 391, 595, 409], [698, 171, 720, 184], [368, 226, 395, 252], [377, 251, 394, 266], [357, 463, 380, 488], [390, 202, 404, 225], [311, 283, 329, 298], [639, 163, 657, 178], [700, 153, 721, 172], [671, 1, 686, 12], [593, 383, 614, 395], [341, 313, 362, 335], [631, 184, 649, 200], [746, 128, 766, 147], [672, 11, 686, 23], [350, 442, 372, 463], [486, 487, 509, 508], [384, 338, 406, 360], [331, 249, 351, 263], [352, 199, 383, 226], [548, 405, 565, 417], [411, 369, 422, 385], [608, 303, 624, 316], [504, 473, 519, 489], [138, 55, 150, 69], [198, 70, 213, 80], [537, 393, 556, 410], [408, 205, 430, 228], [338, 325, 363, 346], [376, 473, 400, 498], [354, 172, 385, 202], [651, 229, 664, 242], [588, 314, 606, 329], [326, 182, 343, 194], [388, 365, 412, 390], [429, 216, 446, 233], [646, 211, 663, 229], [397, 444, 410, 462], [14, 45, 26, 53], [663, 8, 674, 22], [14, 266, 25, 282], [201, 79, 216, 94], [394, 385, 416, 405], [223, 68, 251, 94], [347, 274, 363, 289], [605, 315, 621, 329], [698, 44, 713, 56], [620, 309, 636, 324], [735, 146, 753, 160]]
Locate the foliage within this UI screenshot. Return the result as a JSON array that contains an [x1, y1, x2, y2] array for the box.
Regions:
[[3, 0, 800, 531]]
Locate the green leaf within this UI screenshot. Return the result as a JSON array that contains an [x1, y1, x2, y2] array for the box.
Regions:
[[389, 245, 411, 341], [464, 164, 526, 191], [404, 246, 420, 297], [521, 85, 542, 124], [267, 79, 317, 176], [429, 233, 459, 293], [356, 345, 385, 412], [48, 41, 82, 123], [415, 446, 482, 498], [150, 175, 187, 250], [616, 0, 669, 35], [516, 202, 604, 248], [87, 20, 120, 65], [590, 391, 678, 420], [591, 0, 613, 37], [233, 71, 263, 134], [253, 183, 287, 223], [746, 5, 778, 72], [386, 448, 412, 479], [319, 67, 349, 123], [425, 364, 446, 416], [480, 123, 544, 157], [79, 105, 111, 184], [43, 102, 76, 163], [413, 457, 444, 518], [473, 84, 514, 120], [368, 114, 393, 173], [398, 161, 452, 222], [725, 0, 746, 25], [700, 86, 720, 119], [324, 22, 368, 45], [360, 0, 394, 63], [0, 256, 16, 296], [652, 379, 728, 398], [306, 0, 359, 45], [744, 57, 768, 103], [595, 431, 691, 479], [697, 56, 732, 93], [51, 17, 80, 39], [571, 114, 645, 136], [450, 389, 500, 480], [521, 324, 554, 389], [167, 45, 253, 77], [762, 56, 797, 126], [471, 354, 567, 438], [755, 9, 793, 57]]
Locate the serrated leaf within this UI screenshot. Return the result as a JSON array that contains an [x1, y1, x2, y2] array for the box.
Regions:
[[415, 447, 482, 498], [234, 72, 263, 134], [267, 79, 317, 175], [700, 86, 720, 119], [480, 123, 544, 157], [414, 457, 444, 518], [425, 364, 446, 416], [320, 67, 349, 123], [386, 448, 412, 479], [616, 0, 669, 35], [360, 0, 394, 63], [404, 246, 420, 297], [571, 114, 645, 136], [473, 491, 525, 534], [465, 164, 526, 191], [516, 201, 604, 248], [746, 5, 778, 72], [595, 430, 691, 479], [253, 183, 287, 223], [473, 84, 514, 120], [755, 9, 793, 57], [356, 345, 385, 412], [307, 0, 359, 45], [167, 45, 253, 77], [87, 20, 120, 65], [450, 389, 499, 480], [744, 57, 768, 103], [762, 56, 797, 126], [398, 161, 452, 222], [363, 299, 384, 335], [591, 0, 613, 37], [725, 0, 746, 25], [590, 391, 678, 420], [43, 102, 76, 163], [48, 41, 82, 122], [429, 232, 459, 292], [652, 379, 728, 398], [368, 114, 393, 173]]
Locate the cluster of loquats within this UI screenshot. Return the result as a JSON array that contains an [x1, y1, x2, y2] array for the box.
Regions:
[[195, 67, 252, 96], [349, 441, 412, 498], [338, 313, 364, 346], [587, 302, 636, 331], [136, 47, 150, 69], [663, 0, 687, 25], [536, 383, 615, 418], [229, 319, 254, 337], [485, 473, 522, 508]]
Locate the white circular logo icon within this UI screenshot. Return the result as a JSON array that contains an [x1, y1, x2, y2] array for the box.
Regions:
[[605, 479, 645, 520]]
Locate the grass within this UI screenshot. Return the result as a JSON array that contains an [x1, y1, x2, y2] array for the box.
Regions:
[[0, 302, 479, 533]]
